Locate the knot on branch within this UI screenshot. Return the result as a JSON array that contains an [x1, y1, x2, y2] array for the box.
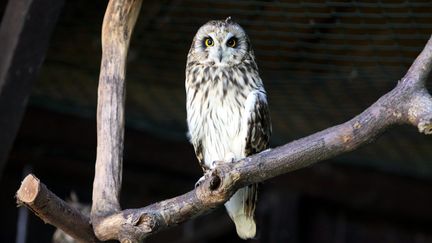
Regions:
[[209, 174, 221, 190], [118, 211, 157, 242], [196, 163, 240, 205], [92, 211, 158, 242], [406, 90, 432, 134], [136, 212, 157, 231], [418, 118, 432, 134]]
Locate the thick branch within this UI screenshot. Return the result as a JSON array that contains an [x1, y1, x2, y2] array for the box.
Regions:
[[91, 0, 142, 219], [90, 36, 432, 242], [403, 35, 432, 88], [16, 174, 101, 243]]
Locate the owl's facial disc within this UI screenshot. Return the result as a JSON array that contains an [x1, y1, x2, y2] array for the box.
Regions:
[[204, 32, 241, 66], [191, 20, 250, 67]]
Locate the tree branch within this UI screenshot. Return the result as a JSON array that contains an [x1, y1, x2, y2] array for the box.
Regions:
[[91, 0, 142, 242], [88, 36, 432, 242], [14, 0, 432, 241], [16, 174, 101, 243], [91, 0, 142, 219]]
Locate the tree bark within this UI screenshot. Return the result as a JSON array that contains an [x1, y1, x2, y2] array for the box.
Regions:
[[91, 0, 142, 219], [15, 0, 432, 241]]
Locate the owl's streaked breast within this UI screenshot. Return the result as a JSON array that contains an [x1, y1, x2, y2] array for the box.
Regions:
[[186, 65, 255, 165]]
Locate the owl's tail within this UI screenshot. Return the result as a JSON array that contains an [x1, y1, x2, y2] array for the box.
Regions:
[[224, 184, 258, 239]]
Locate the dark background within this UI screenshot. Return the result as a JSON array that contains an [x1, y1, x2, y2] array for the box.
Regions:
[[1, 0, 432, 242]]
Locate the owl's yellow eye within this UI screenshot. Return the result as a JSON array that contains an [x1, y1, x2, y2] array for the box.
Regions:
[[227, 37, 237, 48], [204, 37, 214, 47]]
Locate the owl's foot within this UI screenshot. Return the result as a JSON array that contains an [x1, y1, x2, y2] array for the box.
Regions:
[[194, 177, 204, 188], [210, 160, 226, 169], [195, 160, 224, 188], [195, 170, 212, 188], [196, 156, 237, 188], [224, 152, 236, 163]]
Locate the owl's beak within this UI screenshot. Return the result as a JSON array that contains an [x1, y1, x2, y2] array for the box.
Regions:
[[210, 47, 224, 65], [217, 47, 223, 62]]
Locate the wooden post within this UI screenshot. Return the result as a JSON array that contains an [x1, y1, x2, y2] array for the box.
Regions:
[[0, 0, 64, 178]]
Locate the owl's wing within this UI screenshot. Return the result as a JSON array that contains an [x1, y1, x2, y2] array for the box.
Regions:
[[225, 90, 270, 238], [193, 140, 208, 172], [243, 90, 271, 156]]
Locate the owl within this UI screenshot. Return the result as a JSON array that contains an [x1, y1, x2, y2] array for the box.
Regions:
[[185, 17, 271, 239]]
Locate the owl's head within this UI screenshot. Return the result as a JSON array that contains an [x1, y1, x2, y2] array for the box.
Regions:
[[188, 17, 253, 67]]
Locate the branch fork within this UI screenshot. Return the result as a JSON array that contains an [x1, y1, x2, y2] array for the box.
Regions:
[[15, 0, 432, 242]]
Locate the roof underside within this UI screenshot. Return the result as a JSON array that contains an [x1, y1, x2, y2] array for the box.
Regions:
[[31, 0, 432, 178]]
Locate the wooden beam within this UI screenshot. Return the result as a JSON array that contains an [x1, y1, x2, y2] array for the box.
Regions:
[[0, 0, 64, 177]]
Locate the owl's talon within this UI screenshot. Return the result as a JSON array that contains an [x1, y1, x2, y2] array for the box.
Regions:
[[225, 152, 236, 163], [195, 176, 205, 188], [211, 161, 217, 168], [211, 160, 225, 169], [195, 171, 211, 188]]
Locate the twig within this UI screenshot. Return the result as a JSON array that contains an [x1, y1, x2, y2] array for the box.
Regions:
[[16, 174, 101, 243]]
